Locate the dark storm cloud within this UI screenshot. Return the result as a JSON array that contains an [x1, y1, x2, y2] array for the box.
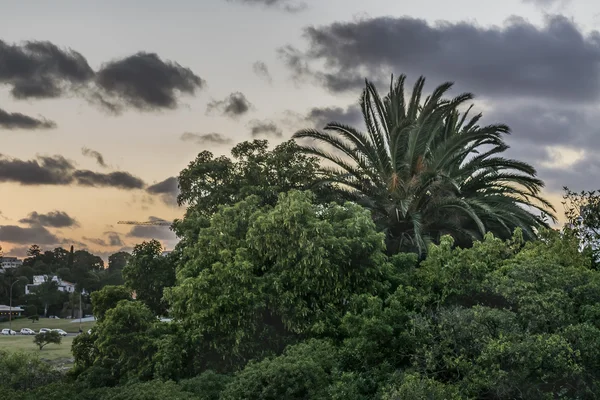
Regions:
[[146, 177, 180, 207], [207, 92, 252, 118], [226, 0, 307, 13], [0, 40, 94, 99], [19, 211, 79, 228], [0, 154, 145, 189], [180, 132, 232, 145], [253, 61, 273, 83], [306, 104, 363, 129], [249, 119, 282, 137], [0, 108, 56, 130], [0, 224, 59, 245], [281, 15, 600, 101], [126, 216, 176, 241], [95, 52, 205, 111], [81, 147, 107, 167]]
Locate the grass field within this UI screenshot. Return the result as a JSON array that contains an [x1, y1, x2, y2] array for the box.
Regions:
[[0, 318, 95, 333], [0, 335, 74, 361]]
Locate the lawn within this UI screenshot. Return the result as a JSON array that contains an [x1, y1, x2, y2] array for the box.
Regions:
[[0, 335, 74, 361], [0, 318, 95, 333]]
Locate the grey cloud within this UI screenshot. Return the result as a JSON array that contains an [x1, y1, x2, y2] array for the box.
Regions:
[[282, 15, 600, 101], [207, 92, 252, 118], [0, 108, 56, 130], [0, 40, 94, 100], [95, 52, 205, 111], [180, 132, 232, 145], [146, 176, 180, 207], [226, 0, 307, 13], [522, 0, 567, 6], [306, 104, 363, 129], [0, 153, 145, 189], [249, 119, 282, 138], [0, 225, 59, 245], [73, 170, 145, 189], [126, 216, 176, 241], [19, 211, 79, 228], [81, 147, 107, 167], [253, 61, 273, 83], [84, 231, 124, 247]]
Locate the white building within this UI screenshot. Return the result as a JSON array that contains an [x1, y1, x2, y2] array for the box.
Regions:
[[0, 257, 23, 271], [25, 275, 76, 295]]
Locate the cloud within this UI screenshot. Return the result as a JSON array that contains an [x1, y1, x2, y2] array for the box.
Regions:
[[0, 108, 56, 130], [19, 211, 79, 228], [252, 61, 273, 83], [207, 92, 252, 118], [305, 104, 363, 129], [226, 0, 307, 13], [83, 231, 124, 247], [522, 0, 567, 6], [126, 216, 176, 241], [72, 170, 145, 189], [180, 132, 232, 145], [281, 15, 600, 102], [0, 153, 145, 189], [81, 147, 107, 167], [146, 177, 180, 207], [95, 52, 205, 111], [0, 225, 59, 245], [0, 40, 94, 100], [249, 119, 283, 137]]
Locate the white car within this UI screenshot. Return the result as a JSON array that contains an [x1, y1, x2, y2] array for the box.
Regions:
[[52, 329, 68, 336], [20, 328, 35, 335], [38, 328, 52, 334], [1, 329, 16, 335]]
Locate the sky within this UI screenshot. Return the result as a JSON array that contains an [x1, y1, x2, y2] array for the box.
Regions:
[[1, 0, 599, 258]]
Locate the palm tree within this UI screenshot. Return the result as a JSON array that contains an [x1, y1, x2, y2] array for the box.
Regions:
[[293, 74, 555, 255]]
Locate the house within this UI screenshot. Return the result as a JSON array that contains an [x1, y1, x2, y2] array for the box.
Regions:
[[25, 275, 77, 295], [0, 305, 24, 317], [0, 257, 23, 271]]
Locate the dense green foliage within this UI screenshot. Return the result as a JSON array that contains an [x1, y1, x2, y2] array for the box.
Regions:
[[294, 75, 555, 254]]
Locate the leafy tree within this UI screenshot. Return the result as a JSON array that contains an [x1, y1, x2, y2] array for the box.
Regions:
[[27, 244, 41, 258], [563, 186, 600, 265], [293, 74, 555, 254], [24, 305, 37, 317], [123, 240, 175, 316], [94, 301, 157, 381], [0, 350, 61, 391], [34, 331, 62, 350], [33, 278, 61, 317], [165, 190, 389, 371], [108, 252, 131, 273], [91, 285, 132, 321]]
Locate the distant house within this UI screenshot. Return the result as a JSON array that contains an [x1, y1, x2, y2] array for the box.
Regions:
[[0, 257, 23, 272], [25, 275, 77, 295], [0, 305, 24, 317]]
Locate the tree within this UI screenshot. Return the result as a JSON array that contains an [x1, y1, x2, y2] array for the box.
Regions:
[[108, 252, 131, 273], [27, 244, 41, 258], [33, 278, 61, 317], [563, 186, 600, 264], [91, 285, 132, 321], [293, 74, 555, 255], [123, 240, 175, 316], [165, 190, 389, 371], [33, 331, 62, 350]]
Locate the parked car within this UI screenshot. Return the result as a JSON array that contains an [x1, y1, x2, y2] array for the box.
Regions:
[[1, 329, 16, 335], [48, 315, 60, 319], [52, 329, 68, 336], [38, 328, 52, 334], [20, 328, 35, 335]]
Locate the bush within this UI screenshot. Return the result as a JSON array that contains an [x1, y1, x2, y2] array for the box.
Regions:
[[0, 350, 62, 391]]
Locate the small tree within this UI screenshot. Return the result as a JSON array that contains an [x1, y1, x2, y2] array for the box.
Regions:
[[33, 331, 61, 350], [28, 315, 39, 323]]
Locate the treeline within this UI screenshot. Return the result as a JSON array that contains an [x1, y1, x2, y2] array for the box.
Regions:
[[0, 245, 131, 318]]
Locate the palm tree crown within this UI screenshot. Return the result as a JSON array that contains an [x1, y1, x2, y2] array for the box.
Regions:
[[293, 74, 556, 255]]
